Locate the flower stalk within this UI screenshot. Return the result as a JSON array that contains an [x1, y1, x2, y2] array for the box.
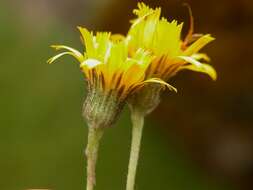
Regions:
[[126, 84, 163, 190], [85, 127, 104, 190], [126, 109, 144, 190]]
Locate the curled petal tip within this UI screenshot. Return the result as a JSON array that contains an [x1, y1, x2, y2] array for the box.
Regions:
[[47, 58, 54, 64], [50, 45, 60, 49], [204, 34, 215, 42], [207, 34, 216, 41], [211, 70, 218, 81], [77, 26, 83, 31], [143, 78, 178, 93]]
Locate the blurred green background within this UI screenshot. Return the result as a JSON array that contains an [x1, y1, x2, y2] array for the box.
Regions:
[[0, 0, 252, 190]]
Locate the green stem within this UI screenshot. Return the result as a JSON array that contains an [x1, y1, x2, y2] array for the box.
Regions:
[[126, 110, 145, 190], [86, 127, 104, 190]]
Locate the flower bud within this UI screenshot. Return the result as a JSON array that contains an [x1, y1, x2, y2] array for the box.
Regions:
[[83, 87, 124, 129], [128, 84, 162, 116]]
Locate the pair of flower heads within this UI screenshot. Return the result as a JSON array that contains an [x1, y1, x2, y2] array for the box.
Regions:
[[48, 3, 216, 189], [48, 2, 216, 127]]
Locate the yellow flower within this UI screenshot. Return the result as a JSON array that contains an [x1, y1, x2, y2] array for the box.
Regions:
[[127, 2, 217, 83], [48, 27, 155, 100]]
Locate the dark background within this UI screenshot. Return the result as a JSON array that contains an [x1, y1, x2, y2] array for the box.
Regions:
[[0, 0, 252, 190]]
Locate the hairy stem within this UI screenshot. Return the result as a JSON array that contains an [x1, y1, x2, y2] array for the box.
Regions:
[[86, 127, 104, 190], [126, 110, 145, 190]]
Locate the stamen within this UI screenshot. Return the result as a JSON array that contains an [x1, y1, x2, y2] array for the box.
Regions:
[[182, 3, 194, 49]]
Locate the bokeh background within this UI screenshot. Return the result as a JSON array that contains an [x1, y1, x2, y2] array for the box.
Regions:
[[0, 0, 253, 190]]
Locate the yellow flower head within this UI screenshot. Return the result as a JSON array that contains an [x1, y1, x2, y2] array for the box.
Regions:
[[127, 2, 217, 82], [48, 27, 158, 100]]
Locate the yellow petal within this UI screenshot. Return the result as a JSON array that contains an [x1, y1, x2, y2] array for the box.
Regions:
[[77, 26, 95, 56], [142, 78, 177, 92], [191, 53, 210, 62], [110, 34, 125, 42], [95, 32, 112, 62], [131, 48, 153, 66], [183, 34, 215, 56], [131, 2, 159, 27], [51, 45, 84, 62], [178, 55, 202, 67], [80, 59, 102, 69], [178, 55, 217, 80], [122, 64, 145, 87], [180, 64, 217, 81], [47, 52, 78, 64]]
